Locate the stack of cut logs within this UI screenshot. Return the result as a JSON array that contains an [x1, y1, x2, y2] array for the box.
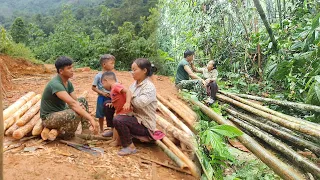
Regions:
[[189, 91, 320, 179], [3, 91, 88, 141]]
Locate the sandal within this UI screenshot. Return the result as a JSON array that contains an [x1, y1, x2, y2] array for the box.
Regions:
[[118, 147, 137, 156], [102, 130, 113, 137]]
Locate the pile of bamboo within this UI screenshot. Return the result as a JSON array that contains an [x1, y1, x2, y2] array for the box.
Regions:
[[191, 91, 320, 179], [3, 91, 88, 141], [156, 94, 200, 178]]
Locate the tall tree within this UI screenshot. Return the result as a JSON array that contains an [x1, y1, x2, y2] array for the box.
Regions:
[[10, 17, 28, 44], [253, 0, 278, 50]]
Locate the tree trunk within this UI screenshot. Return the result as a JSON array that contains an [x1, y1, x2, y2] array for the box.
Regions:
[[228, 116, 320, 178], [253, 0, 278, 50], [226, 108, 320, 157], [32, 118, 43, 136], [220, 91, 320, 131], [3, 92, 36, 120], [157, 101, 194, 136], [162, 137, 201, 179], [156, 115, 195, 151], [231, 93, 320, 113], [189, 98, 306, 180], [16, 100, 41, 127], [12, 112, 40, 139], [216, 94, 320, 138], [155, 140, 188, 170]]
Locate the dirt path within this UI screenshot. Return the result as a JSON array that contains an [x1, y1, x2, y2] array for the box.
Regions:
[[2, 59, 194, 180]]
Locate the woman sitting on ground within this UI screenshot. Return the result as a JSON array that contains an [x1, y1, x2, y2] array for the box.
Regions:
[[112, 58, 164, 156]]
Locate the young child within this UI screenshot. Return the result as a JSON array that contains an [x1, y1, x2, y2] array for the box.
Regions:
[[101, 71, 132, 146], [92, 54, 116, 136]]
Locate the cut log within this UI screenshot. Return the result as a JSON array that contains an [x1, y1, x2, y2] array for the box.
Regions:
[[16, 100, 41, 127], [32, 118, 43, 136], [162, 137, 201, 178], [41, 128, 50, 140], [190, 98, 306, 180], [157, 101, 194, 136], [48, 129, 58, 141], [216, 94, 320, 138], [5, 123, 19, 136], [156, 115, 195, 151], [157, 94, 195, 132], [228, 115, 320, 178], [233, 93, 320, 113], [3, 92, 36, 120], [4, 94, 41, 130], [168, 96, 198, 121], [12, 112, 40, 139], [220, 91, 320, 131], [225, 108, 320, 157], [155, 140, 188, 170]]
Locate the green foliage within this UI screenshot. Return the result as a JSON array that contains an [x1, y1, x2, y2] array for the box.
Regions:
[[10, 17, 28, 44]]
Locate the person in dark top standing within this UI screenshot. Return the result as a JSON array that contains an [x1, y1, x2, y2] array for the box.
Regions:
[[175, 50, 208, 101], [40, 56, 98, 139]]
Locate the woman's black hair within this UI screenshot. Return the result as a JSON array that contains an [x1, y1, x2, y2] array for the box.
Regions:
[[55, 56, 73, 74], [133, 58, 157, 77]]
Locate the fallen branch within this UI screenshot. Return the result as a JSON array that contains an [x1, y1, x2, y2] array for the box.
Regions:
[[190, 98, 305, 180]]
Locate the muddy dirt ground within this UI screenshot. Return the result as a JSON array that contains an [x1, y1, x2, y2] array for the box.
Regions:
[[2, 56, 194, 180]]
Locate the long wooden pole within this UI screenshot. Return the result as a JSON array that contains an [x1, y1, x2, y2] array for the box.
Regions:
[[216, 94, 320, 138], [0, 71, 4, 180], [190, 99, 305, 180], [232, 93, 320, 113], [228, 115, 320, 178]]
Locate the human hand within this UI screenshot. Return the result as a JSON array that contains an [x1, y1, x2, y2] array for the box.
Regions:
[[89, 119, 99, 135], [123, 102, 131, 111], [105, 103, 113, 108], [103, 92, 110, 97]]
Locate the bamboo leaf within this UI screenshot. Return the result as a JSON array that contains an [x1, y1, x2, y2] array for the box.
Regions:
[[210, 125, 243, 138]]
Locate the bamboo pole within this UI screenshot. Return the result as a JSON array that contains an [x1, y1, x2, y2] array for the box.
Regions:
[[220, 91, 320, 130], [167, 97, 198, 121], [157, 101, 194, 136], [16, 100, 41, 127], [155, 140, 188, 170], [162, 137, 201, 178], [3, 92, 36, 120], [225, 108, 320, 157], [190, 99, 306, 180], [228, 115, 320, 178], [233, 93, 320, 113], [157, 94, 195, 132], [4, 94, 41, 130], [0, 73, 4, 180], [156, 115, 195, 151], [12, 112, 40, 139], [216, 94, 320, 138], [32, 119, 43, 136]]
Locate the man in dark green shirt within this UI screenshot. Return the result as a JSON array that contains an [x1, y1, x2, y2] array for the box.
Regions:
[[40, 56, 97, 139], [175, 50, 208, 101]]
